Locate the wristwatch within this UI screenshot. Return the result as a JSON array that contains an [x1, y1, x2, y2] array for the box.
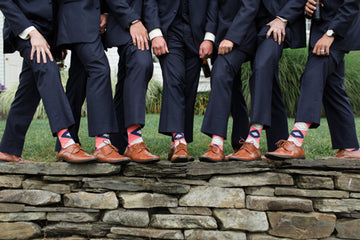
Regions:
[[326, 29, 335, 37]]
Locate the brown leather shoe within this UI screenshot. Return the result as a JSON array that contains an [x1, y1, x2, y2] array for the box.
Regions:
[[229, 142, 261, 161], [334, 149, 360, 159], [265, 140, 305, 160], [168, 147, 194, 162], [57, 143, 97, 163], [93, 144, 131, 164], [199, 144, 225, 162], [171, 143, 190, 163], [124, 142, 160, 163], [0, 152, 32, 162]]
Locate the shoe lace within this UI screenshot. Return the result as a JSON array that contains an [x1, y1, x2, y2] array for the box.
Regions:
[[275, 140, 291, 150], [239, 141, 254, 154], [174, 143, 187, 154], [206, 143, 219, 153], [132, 142, 149, 153]]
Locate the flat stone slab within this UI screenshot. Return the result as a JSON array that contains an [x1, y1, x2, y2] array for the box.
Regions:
[[47, 212, 99, 223], [184, 230, 246, 240], [0, 175, 24, 188], [213, 209, 268, 232], [296, 175, 334, 189], [336, 219, 360, 239], [246, 196, 313, 212], [335, 174, 360, 192], [22, 179, 71, 194], [43, 223, 112, 237], [0, 203, 25, 212], [24, 206, 99, 212], [0, 162, 121, 175], [248, 233, 293, 240], [168, 207, 212, 216], [0, 190, 60, 205], [119, 192, 178, 209], [111, 227, 184, 240], [179, 186, 245, 208], [64, 192, 118, 209], [150, 214, 217, 229], [275, 187, 349, 198], [314, 199, 360, 212], [0, 222, 41, 240], [103, 209, 149, 227], [268, 212, 336, 239], [282, 158, 360, 170], [0, 212, 46, 222], [245, 187, 275, 196], [123, 162, 188, 178]]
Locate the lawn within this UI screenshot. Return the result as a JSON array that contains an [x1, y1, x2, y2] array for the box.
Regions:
[[0, 114, 358, 162]]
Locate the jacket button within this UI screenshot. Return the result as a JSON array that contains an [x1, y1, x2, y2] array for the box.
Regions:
[[173, 10, 177, 14]]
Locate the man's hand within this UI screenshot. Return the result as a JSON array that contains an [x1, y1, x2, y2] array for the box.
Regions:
[[218, 39, 234, 55], [199, 40, 213, 59], [305, 0, 323, 17], [151, 36, 169, 56], [129, 21, 149, 51], [100, 14, 108, 34], [29, 29, 53, 64], [266, 18, 287, 45], [313, 33, 334, 56]]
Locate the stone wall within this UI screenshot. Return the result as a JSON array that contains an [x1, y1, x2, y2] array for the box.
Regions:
[[0, 159, 360, 240]]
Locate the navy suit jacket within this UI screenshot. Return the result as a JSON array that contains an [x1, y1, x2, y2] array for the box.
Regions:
[[309, 0, 360, 51], [258, 0, 306, 49], [103, 0, 143, 48], [143, 0, 217, 50], [0, 0, 55, 53]]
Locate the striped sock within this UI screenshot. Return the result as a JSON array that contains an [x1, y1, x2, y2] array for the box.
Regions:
[[288, 122, 311, 147], [211, 135, 224, 151], [172, 132, 187, 147], [57, 129, 75, 149], [127, 125, 144, 147], [95, 134, 111, 149], [345, 148, 360, 152], [245, 124, 263, 148]]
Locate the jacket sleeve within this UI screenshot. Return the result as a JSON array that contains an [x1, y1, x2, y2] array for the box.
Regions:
[[204, 0, 218, 35], [0, 0, 33, 36], [329, 0, 360, 38], [277, 0, 306, 24], [143, 0, 161, 31], [105, 0, 141, 28], [224, 0, 261, 45]]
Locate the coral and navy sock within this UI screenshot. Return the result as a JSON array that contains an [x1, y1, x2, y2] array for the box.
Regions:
[[245, 124, 263, 148], [211, 135, 224, 151], [127, 125, 144, 147], [288, 122, 311, 147], [95, 134, 111, 150], [345, 148, 360, 152], [172, 132, 187, 148], [57, 129, 75, 149]]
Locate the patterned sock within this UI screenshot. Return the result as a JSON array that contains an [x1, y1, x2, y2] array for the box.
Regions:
[[95, 134, 111, 149], [345, 148, 360, 152], [288, 122, 311, 147], [57, 129, 75, 149], [127, 125, 144, 147], [170, 140, 175, 149], [172, 132, 187, 148], [211, 135, 224, 151], [245, 124, 263, 148]]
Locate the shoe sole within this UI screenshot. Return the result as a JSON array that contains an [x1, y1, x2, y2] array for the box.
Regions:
[[265, 154, 305, 161], [171, 157, 189, 163], [96, 159, 131, 164], [229, 157, 262, 162], [131, 158, 160, 164], [56, 157, 98, 164], [199, 157, 225, 163]]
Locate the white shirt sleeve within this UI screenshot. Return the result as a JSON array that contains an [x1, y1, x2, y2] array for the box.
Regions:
[[204, 32, 215, 42], [149, 28, 163, 41], [18, 26, 36, 40]]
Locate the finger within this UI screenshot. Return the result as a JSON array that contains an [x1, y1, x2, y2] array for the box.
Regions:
[[278, 32, 282, 45], [272, 30, 278, 42], [41, 49, 47, 64], [132, 35, 137, 46], [137, 36, 144, 51], [165, 43, 169, 54], [145, 39, 149, 50], [326, 45, 330, 56], [30, 47, 35, 61], [282, 29, 286, 43], [45, 47, 54, 62], [36, 48, 41, 64], [266, 28, 272, 39]]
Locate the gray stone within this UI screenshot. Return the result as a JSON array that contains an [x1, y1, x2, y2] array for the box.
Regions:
[[314, 199, 360, 212], [150, 214, 217, 229], [213, 209, 268, 232], [0, 222, 41, 240], [246, 196, 313, 212], [43, 176, 84, 182], [22, 179, 71, 194], [268, 212, 336, 239], [283, 158, 360, 170], [210, 172, 293, 187], [245, 187, 275, 196], [335, 174, 360, 192], [43, 223, 112, 237], [248, 233, 292, 240], [83, 176, 190, 194], [106, 234, 146, 240], [275, 187, 349, 198], [169, 207, 212, 216], [0, 212, 45, 222], [160, 178, 209, 186], [0, 175, 24, 188], [64, 191, 118, 209], [279, 169, 341, 176], [103, 209, 149, 227], [119, 192, 177, 209], [0, 190, 60, 205], [47, 212, 99, 222], [0, 162, 121, 175], [320, 236, 342, 240], [24, 206, 99, 213], [297, 175, 334, 189], [111, 227, 184, 239], [0, 203, 25, 212], [33, 237, 86, 240], [335, 219, 360, 239], [184, 230, 246, 240], [351, 192, 360, 198], [337, 213, 360, 219], [123, 162, 187, 178], [179, 186, 245, 208]]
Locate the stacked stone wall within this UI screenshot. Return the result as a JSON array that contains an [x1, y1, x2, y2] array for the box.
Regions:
[[0, 159, 360, 240]]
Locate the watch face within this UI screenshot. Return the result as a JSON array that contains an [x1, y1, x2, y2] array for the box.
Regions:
[[327, 30, 334, 37]]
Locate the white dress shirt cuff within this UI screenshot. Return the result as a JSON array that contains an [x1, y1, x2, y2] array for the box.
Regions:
[[19, 26, 36, 40], [204, 32, 215, 42], [149, 28, 163, 41]]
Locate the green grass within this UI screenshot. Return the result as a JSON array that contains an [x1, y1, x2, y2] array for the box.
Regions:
[[1, 114, 359, 162]]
